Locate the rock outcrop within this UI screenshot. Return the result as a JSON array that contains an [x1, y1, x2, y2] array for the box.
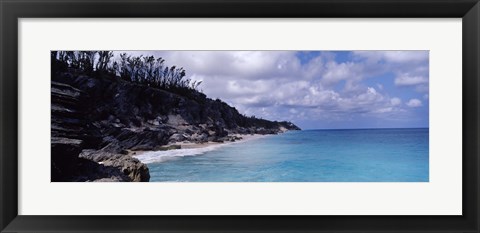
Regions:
[[51, 70, 300, 182], [51, 81, 150, 182], [79, 150, 150, 182], [51, 81, 89, 181]]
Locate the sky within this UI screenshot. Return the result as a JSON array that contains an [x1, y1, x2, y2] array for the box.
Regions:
[[115, 51, 429, 130]]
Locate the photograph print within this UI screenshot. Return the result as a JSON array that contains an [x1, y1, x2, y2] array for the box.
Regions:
[[51, 50, 429, 182]]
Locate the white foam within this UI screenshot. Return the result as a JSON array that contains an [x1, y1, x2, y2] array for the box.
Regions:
[[134, 143, 227, 164], [134, 134, 270, 164]]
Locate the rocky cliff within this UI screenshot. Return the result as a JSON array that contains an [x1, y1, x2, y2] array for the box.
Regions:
[[51, 70, 300, 182], [51, 81, 150, 182]]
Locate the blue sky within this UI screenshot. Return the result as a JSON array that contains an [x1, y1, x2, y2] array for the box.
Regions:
[[117, 51, 429, 129]]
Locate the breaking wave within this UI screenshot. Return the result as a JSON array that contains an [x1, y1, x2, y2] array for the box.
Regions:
[[134, 135, 268, 164], [134, 144, 228, 164]]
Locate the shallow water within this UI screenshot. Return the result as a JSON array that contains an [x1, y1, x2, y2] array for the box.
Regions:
[[140, 128, 429, 182]]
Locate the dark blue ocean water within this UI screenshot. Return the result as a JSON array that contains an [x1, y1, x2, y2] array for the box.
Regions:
[[138, 128, 429, 182]]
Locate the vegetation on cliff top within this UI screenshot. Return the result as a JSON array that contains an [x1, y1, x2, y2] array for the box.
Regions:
[[52, 51, 200, 94]]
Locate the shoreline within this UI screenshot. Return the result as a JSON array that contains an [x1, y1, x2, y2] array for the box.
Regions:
[[170, 133, 268, 149], [131, 133, 271, 163]]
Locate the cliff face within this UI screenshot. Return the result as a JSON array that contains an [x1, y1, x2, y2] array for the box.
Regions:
[[51, 81, 150, 182], [51, 71, 300, 181]]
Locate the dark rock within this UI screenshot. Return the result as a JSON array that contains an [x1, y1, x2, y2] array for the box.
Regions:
[[155, 144, 181, 151], [169, 133, 186, 142], [73, 157, 130, 182], [191, 133, 208, 142], [80, 150, 150, 182], [51, 137, 83, 181], [212, 138, 224, 143]]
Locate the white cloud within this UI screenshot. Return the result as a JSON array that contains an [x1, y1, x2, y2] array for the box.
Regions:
[[415, 84, 429, 93], [353, 51, 429, 64], [406, 99, 422, 107], [390, 97, 402, 106], [394, 75, 428, 86], [382, 51, 429, 63], [321, 61, 362, 85]]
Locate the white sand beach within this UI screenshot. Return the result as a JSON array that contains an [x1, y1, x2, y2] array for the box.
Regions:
[[132, 134, 269, 164]]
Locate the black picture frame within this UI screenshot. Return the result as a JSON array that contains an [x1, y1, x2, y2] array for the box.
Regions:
[[1, 0, 479, 232]]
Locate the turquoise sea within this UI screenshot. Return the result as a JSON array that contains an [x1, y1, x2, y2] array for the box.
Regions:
[[137, 128, 429, 182]]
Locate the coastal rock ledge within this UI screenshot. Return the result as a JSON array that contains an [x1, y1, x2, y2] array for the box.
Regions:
[[51, 81, 150, 182], [51, 70, 300, 182], [79, 150, 150, 182]]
